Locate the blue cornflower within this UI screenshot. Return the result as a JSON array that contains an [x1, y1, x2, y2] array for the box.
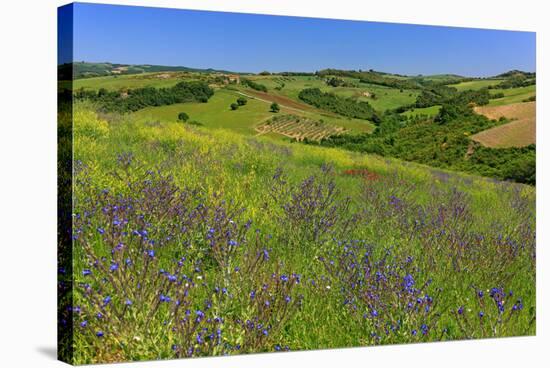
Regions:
[[275, 344, 282, 351], [265, 300, 270, 307], [109, 263, 119, 272], [477, 290, 484, 298], [411, 329, 417, 336], [96, 312, 103, 319], [515, 299, 524, 310], [280, 275, 289, 282], [195, 310, 205, 322], [160, 294, 171, 303], [147, 249, 155, 258], [82, 269, 92, 276], [80, 320, 88, 328], [421, 324, 428, 335], [228, 240, 238, 246], [96, 331, 104, 337], [125, 299, 132, 306], [285, 296, 291, 303], [479, 311, 485, 318], [103, 296, 112, 305], [97, 228, 105, 235], [262, 248, 269, 261], [262, 329, 269, 336], [402, 274, 415, 291], [250, 290, 256, 300], [167, 274, 177, 282], [458, 306, 464, 315], [371, 309, 378, 317]]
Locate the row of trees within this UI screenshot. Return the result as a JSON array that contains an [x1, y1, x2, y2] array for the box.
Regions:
[[74, 81, 214, 113], [298, 88, 380, 123], [241, 79, 268, 92]]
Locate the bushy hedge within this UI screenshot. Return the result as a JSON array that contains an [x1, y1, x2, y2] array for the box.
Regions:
[[298, 88, 381, 123], [241, 78, 268, 92], [75, 81, 214, 113]]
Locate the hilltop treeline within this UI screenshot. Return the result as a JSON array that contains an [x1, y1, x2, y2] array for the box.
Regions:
[[495, 72, 536, 89], [74, 81, 214, 113], [420, 88, 492, 109], [298, 88, 381, 123], [59, 62, 238, 80], [316, 68, 470, 90], [310, 89, 535, 185]]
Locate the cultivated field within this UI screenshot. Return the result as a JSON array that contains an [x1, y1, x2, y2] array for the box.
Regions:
[[256, 114, 345, 141], [472, 101, 536, 147]]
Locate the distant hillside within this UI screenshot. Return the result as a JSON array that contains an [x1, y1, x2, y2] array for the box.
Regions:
[[494, 70, 536, 79], [58, 62, 240, 80]]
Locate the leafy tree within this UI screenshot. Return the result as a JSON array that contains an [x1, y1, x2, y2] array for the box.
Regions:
[[237, 97, 248, 106], [270, 102, 280, 113], [230, 103, 239, 111], [177, 112, 189, 122]]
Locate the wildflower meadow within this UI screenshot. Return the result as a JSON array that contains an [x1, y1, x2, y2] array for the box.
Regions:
[[58, 101, 535, 364]]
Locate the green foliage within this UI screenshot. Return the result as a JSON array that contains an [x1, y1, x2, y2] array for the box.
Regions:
[[316, 90, 535, 185], [177, 112, 189, 122], [494, 70, 536, 89], [270, 102, 280, 113], [326, 77, 354, 87], [298, 88, 381, 123], [241, 78, 268, 92], [237, 97, 248, 106], [230, 103, 239, 110]]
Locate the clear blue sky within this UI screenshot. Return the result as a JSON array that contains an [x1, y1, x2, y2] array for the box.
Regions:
[[60, 2, 536, 77]]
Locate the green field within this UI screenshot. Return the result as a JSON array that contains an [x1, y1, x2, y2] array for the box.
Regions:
[[488, 85, 536, 106], [71, 72, 200, 91], [453, 79, 504, 91], [247, 75, 419, 112], [401, 105, 442, 117], [131, 88, 373, 138]]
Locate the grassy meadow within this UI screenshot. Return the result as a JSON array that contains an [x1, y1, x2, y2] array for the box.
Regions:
[[488, 85, 536, 106], [61, 97, 536, 364]]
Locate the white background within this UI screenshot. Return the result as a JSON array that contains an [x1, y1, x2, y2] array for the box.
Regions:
[[0, 0, 546, 366]]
